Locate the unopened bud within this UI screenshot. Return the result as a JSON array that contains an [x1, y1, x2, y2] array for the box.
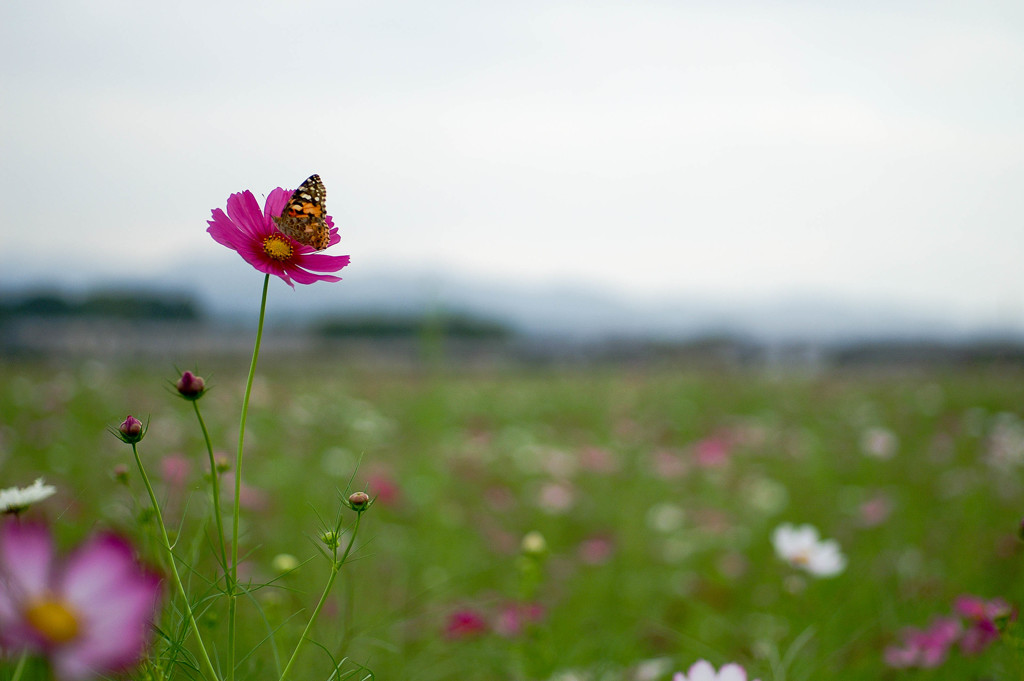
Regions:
[[116, 415, 145, 444], [348, 491, 370, 511], [321, 530, 340, 550], [176, 371, 206, 400]]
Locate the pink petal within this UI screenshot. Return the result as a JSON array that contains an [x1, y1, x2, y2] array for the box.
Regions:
[[298, 253, 351, 272], [55, 534, 161, 680], [287, 267, 340, 285], [60, 534, 138, 608], [0, 521, 53, 599], [264, 187, 291, 219], [266, 261, 296, 288], [226, 191, 271, 239], [233, 242, 279, 274], [206, 208, 251, 250], [60, 574, 160, 676]]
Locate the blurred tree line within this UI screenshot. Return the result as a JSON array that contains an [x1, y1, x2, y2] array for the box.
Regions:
[[0, 290, 200, 321]]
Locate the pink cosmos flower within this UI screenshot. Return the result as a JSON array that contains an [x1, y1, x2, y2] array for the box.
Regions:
[[444, 608, 489, 639], [694, 436, 731, 468], [207, 186, 350, 287], [366, 469, 402, 507], [954, 594, 1013, 655], [577, 535, 615, 565], [0, 521, 161, 681], [494, 602, 545, 637], [884, 617, 961, 668]]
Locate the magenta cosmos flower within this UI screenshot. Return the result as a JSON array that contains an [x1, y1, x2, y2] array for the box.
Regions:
[[884, 617, 961, 668], [0, 521, 161, 681], [207, 186, 350, 287]]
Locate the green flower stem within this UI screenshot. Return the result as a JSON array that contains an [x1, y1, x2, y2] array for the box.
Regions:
[[131, 442, 220, 681], [278, 513, 363, 681], [9, 649, 28, 681], [192, 400, 229, 581], [228, 273, 270, 681]]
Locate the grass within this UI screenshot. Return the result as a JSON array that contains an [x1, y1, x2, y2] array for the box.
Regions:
[[2, 357, 1023, 680]]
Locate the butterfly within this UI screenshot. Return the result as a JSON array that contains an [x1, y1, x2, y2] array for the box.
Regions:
[[273, 174, 330, 251]]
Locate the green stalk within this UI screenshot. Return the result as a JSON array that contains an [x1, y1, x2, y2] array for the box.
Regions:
[[228, 273, 270, 681], [278, 513, 363, 681], [9, 649, 28, 681], [132, 442, 219, 681], [193, 400, 229, 581]]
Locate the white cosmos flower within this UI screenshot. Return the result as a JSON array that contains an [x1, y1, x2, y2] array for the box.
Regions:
[[0, 478, 57, 514], [772, 523, 846, 577], [673, 660, 759, 681]]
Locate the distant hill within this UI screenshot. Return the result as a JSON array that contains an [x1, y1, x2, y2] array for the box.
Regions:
[[2, 257, 1022, 345]]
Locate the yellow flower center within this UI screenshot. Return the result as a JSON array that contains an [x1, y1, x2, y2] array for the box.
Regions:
[[791, 550, 810, 566], [24, 596, 81, 644], [263, 234, 294, 261]]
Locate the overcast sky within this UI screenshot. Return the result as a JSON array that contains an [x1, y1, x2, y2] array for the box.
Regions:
[[2, 1, 1022, 328]]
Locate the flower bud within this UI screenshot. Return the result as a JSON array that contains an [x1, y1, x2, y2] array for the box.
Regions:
[[321, 530, 340, 550], [176, 371, 206, 400], [116, 415, 145, 444], [348, 491, 370, 511]]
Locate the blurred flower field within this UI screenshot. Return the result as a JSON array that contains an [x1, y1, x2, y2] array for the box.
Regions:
[[2, 359, 1024, 680]]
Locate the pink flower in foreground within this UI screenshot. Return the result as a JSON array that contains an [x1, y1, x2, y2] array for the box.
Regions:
[[0, 521, 161, 681], [207, 186, 350, 287], [884, 617, 961, 668], [674, 660, 760, 681], [955, 594, 1013, 655]]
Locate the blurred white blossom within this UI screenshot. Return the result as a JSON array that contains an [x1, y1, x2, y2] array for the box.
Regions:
[[772, 523, 846, 577]]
